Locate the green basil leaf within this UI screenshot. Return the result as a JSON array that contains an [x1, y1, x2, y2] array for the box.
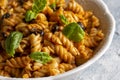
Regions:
[[30, 52, 52, 64], [25, 0, 47, 22], [25, 10, 37, 22], [59, 15, 69, 25], [5, 31, 23, 57], [32, 0, 47, 13], [49, 3, 56, 10], [62, 22, 85, 42]]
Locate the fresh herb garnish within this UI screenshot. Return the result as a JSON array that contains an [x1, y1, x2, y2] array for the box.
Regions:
[[59, 15, 69, 25], [62, 22, 85, 42], [30, 52, 52, 64], [25, 10, 37, 22], [5, 31, 23, 57], [32, 0, 47, 13], [25, 0, 47, 22], [49, 3, 56, 11]]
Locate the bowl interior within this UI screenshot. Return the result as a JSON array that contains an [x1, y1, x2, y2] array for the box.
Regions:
[[77, 0, 115, 55], [0, 0, 115, 80], [54, 0, 115, 80]]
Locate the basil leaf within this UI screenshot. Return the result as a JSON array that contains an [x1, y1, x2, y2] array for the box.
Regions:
[[25, 0, 47, 22], [62, 22, 85, 42], [25, 10, 37, 22], [59, 15, 69, 25], [30, 52, 52, 64], [5, 31, 23, 57], [32, 0, 47, 13], [49, 3, 56, 10]]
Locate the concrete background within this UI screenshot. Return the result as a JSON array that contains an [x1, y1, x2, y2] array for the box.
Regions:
[[65, 0, 120, 80]]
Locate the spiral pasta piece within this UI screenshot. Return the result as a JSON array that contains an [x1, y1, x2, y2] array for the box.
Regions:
[[15, 23, 29, 36], [76, 40, 93, 59], [49, 7, 64, 22], [22, 74, 30, 78], [81, 11, 93, 27], [2, 13, 24, 26], [36, 13, 47, 21], [0, 52, 10, 62], [83, 11, 93, 19], [4, 66, 21, 77], [0, 63, 5, 70], [95, 30, 104, 41], [22, 69, 32, 78], [92, 15, 100, 27], [25, 64, 32, 71], [0, 0, 8, 9], [6, 56, 31, 68], [49, 59, 60, 76], [64, 11, 79, 23], [30, 34, 42, 53], [32, 62, 43, 71], [55, 32, 80, 56], [56, 0, 66, 8], [32, 65, 49, 77], [90, 28, 98, 37], [8, 0, 19, 8], [41, 46, 55, 55], [44, 32, 62, 45], [67, 0, 84, 14], [42, 5, 53, 15], [84, 35, 98, 48], [0, 70, 10, 77], [89, 28, 104, 41], [80, 46, 93, 59], [1, 26, 13, 36], [43, 40, 55, 50], [27, 24, 44, 32], [16, 37, 29, 53], [14, 6, 26, 14], [59, 63, 75, 73], [22, 0, 33, 10], [55, 45, 75, 64], [35, 13, 48, 29], [83, 47, 93, 59], [22, 64, 32, 78], [75, 54, 88, 66]]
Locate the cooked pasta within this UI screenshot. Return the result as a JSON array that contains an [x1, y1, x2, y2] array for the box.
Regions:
[[32, 65, 49, 77], [4, 66, 21, 77], [44, 32, 62, 45], [59, 63, 76, 73], [55, 45, 75, 64], [6, 56, 31, 68], [48, 59, 60, 76], [0, 70, 10, 77], [55, 32, 80, 56], [64, 11, 79, 23], [30, 34, 42, 52], [22, 68, 32, 78], [15, 22, 29, 36], [16, 37, 29, 53], [0, 0, 104, 78], [32, 62, 43, 71], [67, 0, 84, 14]]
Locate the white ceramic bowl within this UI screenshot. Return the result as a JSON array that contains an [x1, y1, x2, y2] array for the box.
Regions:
[[0, 0, 115, 80]]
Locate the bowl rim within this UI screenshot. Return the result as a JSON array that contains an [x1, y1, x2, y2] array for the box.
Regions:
[[0, 0, 115, 80]]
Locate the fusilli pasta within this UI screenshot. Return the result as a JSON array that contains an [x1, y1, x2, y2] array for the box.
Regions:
[[0, 0, 104, 78]]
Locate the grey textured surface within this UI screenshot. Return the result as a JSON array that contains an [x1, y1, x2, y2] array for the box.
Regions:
[[65, 0, 120, 80]]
